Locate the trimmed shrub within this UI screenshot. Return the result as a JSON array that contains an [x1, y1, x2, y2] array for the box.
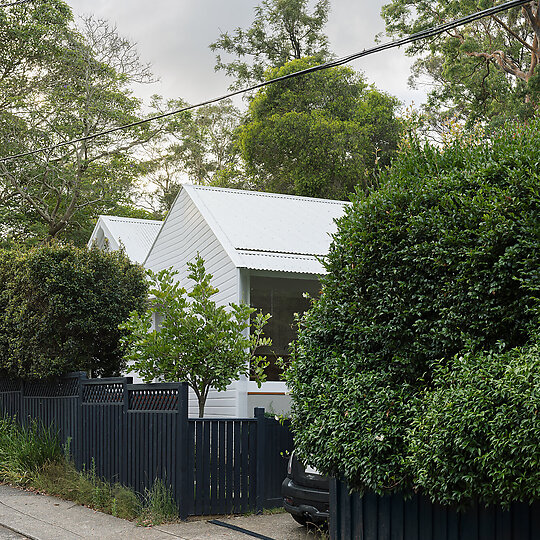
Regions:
[[0, 243, 148, 378], [285, 118, 540, 501], [410, 344, 540, 508]]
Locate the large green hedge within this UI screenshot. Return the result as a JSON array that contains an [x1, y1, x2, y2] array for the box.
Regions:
[[0, 243, 148, 378], [410, 345, 540, 507], [286, 118, 540, 505]]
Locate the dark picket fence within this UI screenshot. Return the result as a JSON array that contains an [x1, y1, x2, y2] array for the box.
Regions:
[[0, 373, 292, 519], [330, 479, 540, 540]]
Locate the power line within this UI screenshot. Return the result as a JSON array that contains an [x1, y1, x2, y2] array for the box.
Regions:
[[0, 0, 532, 163], [0, 0, 34, 7]]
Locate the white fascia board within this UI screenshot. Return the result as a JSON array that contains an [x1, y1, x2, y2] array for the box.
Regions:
[[183, 184, 245, 269], [87, 216, 119, 251]]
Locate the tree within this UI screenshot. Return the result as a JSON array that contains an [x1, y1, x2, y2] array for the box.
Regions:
[[0, 0, 73, 243], [210, 0, 331, 88], [0, 0, 72, 114], [284, 117, 540, 497], [237, 57, 402, 199], [381, 0, 540, 124], [0, 13, 159, 245], [138, 98, 242, 215], [121, 255, 272, 418], [0, 243, 148, 379]]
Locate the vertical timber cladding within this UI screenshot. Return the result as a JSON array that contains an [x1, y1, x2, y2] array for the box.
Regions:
[[329, 479, 540, 540]]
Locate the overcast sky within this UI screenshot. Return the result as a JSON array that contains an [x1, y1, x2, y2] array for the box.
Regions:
[[66, 0, 428, 111]]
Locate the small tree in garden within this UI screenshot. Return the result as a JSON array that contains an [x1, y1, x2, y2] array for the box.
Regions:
[[121, 255, 272, 417]]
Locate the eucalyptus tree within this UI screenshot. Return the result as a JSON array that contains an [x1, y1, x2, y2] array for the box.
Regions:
[[138, 98, 242, 215], [210, 0, 331, 88], [381, 0, 540, 123], [0, 8, 161, 244]]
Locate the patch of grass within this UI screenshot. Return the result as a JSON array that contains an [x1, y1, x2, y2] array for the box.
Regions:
[[0, 416, 178, 524], [262, 506, 286, 515], [0, 416, 62, 485], [138, 478, 178, 525], [33, 460, 141, 520]]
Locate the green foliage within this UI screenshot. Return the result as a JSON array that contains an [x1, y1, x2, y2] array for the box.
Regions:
[[139, 98, 242, 214], [0, 242, 148, 379], [410, 344, 540, 508], [34, 459, 141, 520], [210, 0, 330, 88], [238, 57, 402, 199], [139, 479, 179, 525], [121, 255, 272, 417], [0, 417, 62, 485], [0, 11, 157, 245], [285, 117, 540, 502], [381, 0, 540, 125]]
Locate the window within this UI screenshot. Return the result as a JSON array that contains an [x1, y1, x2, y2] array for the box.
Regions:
[[250, 275, 320, 381]]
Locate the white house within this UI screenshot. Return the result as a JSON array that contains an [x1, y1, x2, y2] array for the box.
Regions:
[[143, 185, 349, 418], [87, 215, 163, 264]]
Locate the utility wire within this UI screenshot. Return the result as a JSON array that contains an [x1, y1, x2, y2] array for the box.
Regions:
[[0, 0, 532, 163], [0, 0, 34, 7]]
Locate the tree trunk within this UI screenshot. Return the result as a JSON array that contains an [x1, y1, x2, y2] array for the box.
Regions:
[[198, 395, 207, 418]]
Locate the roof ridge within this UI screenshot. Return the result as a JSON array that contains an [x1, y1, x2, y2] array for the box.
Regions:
[[187, 184, 349, 205], [101, 215, 163, 224]]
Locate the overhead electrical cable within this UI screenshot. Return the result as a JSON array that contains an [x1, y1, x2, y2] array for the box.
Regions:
[[0, 0, 34, 7], [0, 0, 532, 163]]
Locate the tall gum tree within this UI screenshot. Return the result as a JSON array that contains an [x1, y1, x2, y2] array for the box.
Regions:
[[210, 0, 331, 88], [0, 12, 160, 244], [381, 0, 540, 123]]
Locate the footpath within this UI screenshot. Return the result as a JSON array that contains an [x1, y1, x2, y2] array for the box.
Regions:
[[0, 484, 316, 540]]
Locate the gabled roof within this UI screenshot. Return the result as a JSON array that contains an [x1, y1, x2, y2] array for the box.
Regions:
[[181, 185, 350, 274], [88, 215, 163, 264]]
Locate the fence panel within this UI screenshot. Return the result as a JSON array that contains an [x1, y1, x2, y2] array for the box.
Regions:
[[81, 378, 126, 482], [260, 414, 293, 509], [330, 479, 540, 540], [22, 374, 83, 458], [125, 384, 184, 504], [188, 418, 258, 515], [0, 379, 22, 419]]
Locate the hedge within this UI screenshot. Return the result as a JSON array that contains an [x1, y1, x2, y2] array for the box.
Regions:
[[0, 242, 148, 378], [285, 117, 540, 505]]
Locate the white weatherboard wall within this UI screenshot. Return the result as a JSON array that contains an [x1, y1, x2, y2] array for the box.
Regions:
[[144, 188, 241, 418]]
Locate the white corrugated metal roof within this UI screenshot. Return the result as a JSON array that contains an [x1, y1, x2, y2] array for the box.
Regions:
[[88, 215, 163, 263], [184, 185, 349, 274]]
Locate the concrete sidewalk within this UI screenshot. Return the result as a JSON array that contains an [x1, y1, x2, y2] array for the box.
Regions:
[[0, 484, 321, 540]]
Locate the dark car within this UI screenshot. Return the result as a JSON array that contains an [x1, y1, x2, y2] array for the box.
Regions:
[[281, 450, 329, 526]]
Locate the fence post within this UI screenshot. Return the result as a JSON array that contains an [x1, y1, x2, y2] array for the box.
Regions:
[[177, 382, 189, 520], [75, 373, 85, 469], [255, 407, 266, 513], [121, 377, 131, 485]]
